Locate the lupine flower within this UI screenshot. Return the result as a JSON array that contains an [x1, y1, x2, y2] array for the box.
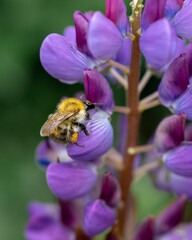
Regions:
[[158, 223, 192, 240], [25, 202, 75, 240], [46, 161, 98, 200], [83, 199, 116, 237], [83, 172, 120, 236], [134, 197, 186, 239], [155, 196, 187, 235], [40, 1, 128, 84], [133, 217, 155, 240], [140, 0, 192, 71], [155, 113, 192, 177], [158, 46, 192, 120]]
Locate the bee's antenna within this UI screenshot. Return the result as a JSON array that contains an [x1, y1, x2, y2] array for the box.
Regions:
[[93, 102, 104, 106], [79, 93, 85, 100]]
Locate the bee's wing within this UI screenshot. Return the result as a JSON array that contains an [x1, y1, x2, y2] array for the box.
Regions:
[[40, 111, 79, 136]]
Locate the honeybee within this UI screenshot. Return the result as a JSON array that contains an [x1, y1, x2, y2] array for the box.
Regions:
[[40, 98, 95, 146]]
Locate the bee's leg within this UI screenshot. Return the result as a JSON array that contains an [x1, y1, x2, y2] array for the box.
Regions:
[[73, 122, 91, 136], [85, 112, 90, 120], [70, 131, 85, 147], [74, 142, 84, 148]]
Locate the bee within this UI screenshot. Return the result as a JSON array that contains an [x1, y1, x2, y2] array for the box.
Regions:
[[40, 98, 95, 146]]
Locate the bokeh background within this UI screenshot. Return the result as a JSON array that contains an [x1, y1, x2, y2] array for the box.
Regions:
[[0, 0, 172, 239]]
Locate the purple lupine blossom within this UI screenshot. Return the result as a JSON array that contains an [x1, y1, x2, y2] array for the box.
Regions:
[[158, 45, 192, 119], [46, 161, 97, 200], [154, 113, 192, 177], [29, 0, 192, 238], [139, 0, 192, 71], [83, 172, 120, 236], [158, 224, 192, 240], [40, 9, 126, 84], [83, 199, 116, 236], [134, 197, 187, 239], [133, 217, 155, 240], [25, 202, 75, 240]]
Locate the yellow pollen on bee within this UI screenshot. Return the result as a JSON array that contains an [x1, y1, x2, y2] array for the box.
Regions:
[[72, 132, 78, 143]]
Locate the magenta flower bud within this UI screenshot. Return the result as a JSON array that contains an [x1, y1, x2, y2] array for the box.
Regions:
[[156, 196, 187, 235], [154, 114, 186, 154], [83, 199, 116, 237], [73, 11, 92, 56], [184, 123, 192, 141], [99, 172, 121, 208], [87, 11, 123, 61], [141, 0, 167, 31], [83, 69, 114, 114], [106, 0, 128, 36], [46, 162, 97, 200], [134, 217, 155, 240], [163, 143, 192, 177]]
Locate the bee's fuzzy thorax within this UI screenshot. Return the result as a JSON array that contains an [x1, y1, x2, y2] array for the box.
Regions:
[[58, 98, 85, 113]]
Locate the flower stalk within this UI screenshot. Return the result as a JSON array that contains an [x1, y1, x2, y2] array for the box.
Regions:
[[118, 3, 142, 238]]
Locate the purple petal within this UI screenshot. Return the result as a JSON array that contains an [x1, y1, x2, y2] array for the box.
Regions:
[[163, 143, 192, 177], [184, 123, 192, 141], [152, 168, 172, 192], [59, 199, 82, 228], [84, 11, 94, 21], [158, 224, 192, 240], [170, 173, 192, 198], [164, 0, 184, 19], [46, 162, 97, 200], [141, 0, 167, 31], [99, 172, 121, 208], [73, 11, 92, 56], [83, 69, 114, 114], [28, 202, 60, 220], [83, 199, 116, 237], [36, 140, 72, 168], [87, 11, 123, 61], [172, 0, 192, 41], [25, 215, 75, 240], [115, 36, 131, 67], [133, 217, 154, 240], [67, 111, 113, 161], [155, 114, 186, 154], [106, 0, 128, 36], [36, 140, 55, 167], [140, 18, 184, 71], [63, 26, 76, 44], [173, 85, 192, 120], [40, 33, 93, 84], [158, 54, 189, 107], [156, 196, 187, 235], [182, 43, 192, 76]]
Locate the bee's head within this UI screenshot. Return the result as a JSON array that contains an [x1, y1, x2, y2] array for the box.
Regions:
[[84, 100, 95, 111]]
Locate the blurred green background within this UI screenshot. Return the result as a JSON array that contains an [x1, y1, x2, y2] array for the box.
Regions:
[[0, 0, 173, 239]]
